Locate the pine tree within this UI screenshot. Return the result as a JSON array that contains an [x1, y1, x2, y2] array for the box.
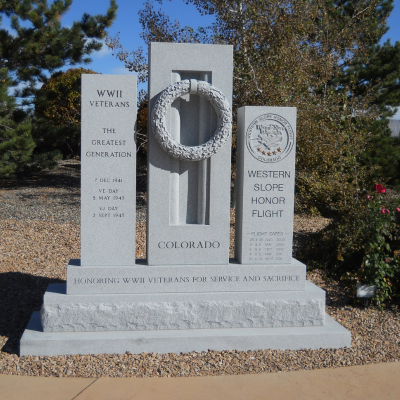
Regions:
[[332, 0, 400, 110], [0, 0, 117, 99], [354, 38, 400, 188], [0, 0, 117, 176], [0, 68, 36, 177], [327, 0, 400, 188]]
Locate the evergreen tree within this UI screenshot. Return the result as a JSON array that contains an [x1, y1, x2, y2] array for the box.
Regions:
[[0, 0, 117, 100], [355, 39, 400, 188], [328, 0, 400, 188], [0, 67, 36, 177], [333, 0, 400, 111], [0, 0, 117, 176]]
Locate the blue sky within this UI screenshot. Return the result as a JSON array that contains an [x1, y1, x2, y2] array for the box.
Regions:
[[61, 0, 215, 93], [3, 0, 400, 117], [381, 1, 400, 118]]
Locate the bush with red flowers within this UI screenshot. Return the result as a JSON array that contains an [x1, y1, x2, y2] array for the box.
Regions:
[[374, 184, 386, 194], [301, 184, 400, 308]]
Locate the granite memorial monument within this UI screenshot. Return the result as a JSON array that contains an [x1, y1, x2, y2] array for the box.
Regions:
[[20, 43, 350, 356]]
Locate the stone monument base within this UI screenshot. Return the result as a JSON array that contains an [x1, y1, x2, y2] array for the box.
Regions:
[[20, 311, 350, 356], [41, 282, 325, 332], [20, 281, 351, 356]]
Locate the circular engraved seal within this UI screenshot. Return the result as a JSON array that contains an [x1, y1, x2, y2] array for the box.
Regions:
[[151, 79, 232, 161], [245, 113, 295, 163]]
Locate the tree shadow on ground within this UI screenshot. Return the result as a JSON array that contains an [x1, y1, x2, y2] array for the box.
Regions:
[[17, 190, 80, 205], [0, 272, 64, 355], [0, 161, 80, 191], [293, 230, 356, 308]]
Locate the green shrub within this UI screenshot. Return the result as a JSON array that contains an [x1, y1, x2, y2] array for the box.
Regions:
[[301, 184, 400, 307], [34, 68, 98, 158]]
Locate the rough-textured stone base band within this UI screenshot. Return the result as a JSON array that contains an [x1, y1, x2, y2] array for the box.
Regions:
[[20, 312, 351, 356], [67, 258, 306, 295], [41, 282, 325, 332]]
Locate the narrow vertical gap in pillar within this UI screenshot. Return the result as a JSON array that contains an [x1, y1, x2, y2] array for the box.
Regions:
[[169, 72, 181, 225], [205, 156, 211, 225], [197, 72, 211, 225]]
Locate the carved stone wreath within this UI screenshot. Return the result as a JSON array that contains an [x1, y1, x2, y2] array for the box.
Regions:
[[151, 79, 232, 161]]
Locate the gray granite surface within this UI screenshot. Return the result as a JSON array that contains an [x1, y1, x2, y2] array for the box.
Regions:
[[21, 312, 351, 356], [236, 106, 297, 264], [41, 281, 324, 332], [147, 43, 233, 266], [81, 74, 137, 266]]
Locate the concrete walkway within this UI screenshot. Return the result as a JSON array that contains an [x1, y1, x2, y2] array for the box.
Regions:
[[1, 362, 399, 400]]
